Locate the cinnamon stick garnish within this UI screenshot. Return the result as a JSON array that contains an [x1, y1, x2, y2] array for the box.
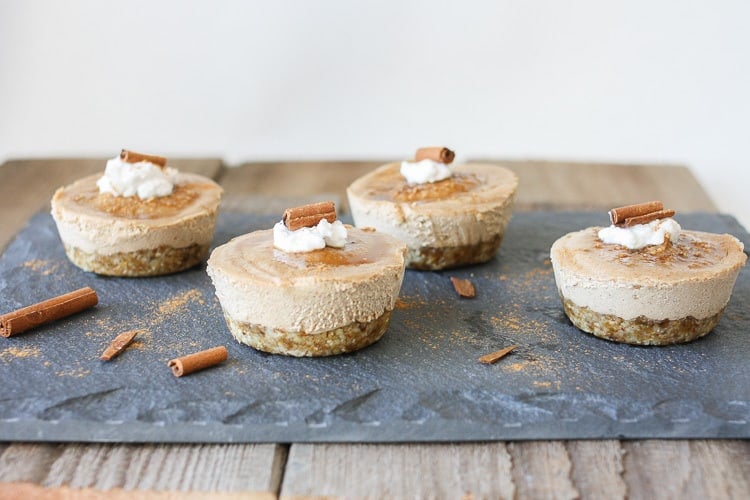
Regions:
[[478, 345, 518, 365], [168, 346, 228, 377], [450, 277, 476, 298], [100, 329, 141, 361], [120, 149, 167, 168], [0, 287, 98, 338], [608, 201, 663, 225], [623, 209, 676, 227], [282, 201, 337, 231], [415, 147, 455, 164]]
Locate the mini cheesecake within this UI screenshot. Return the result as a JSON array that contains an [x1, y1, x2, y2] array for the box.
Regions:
[[207, 224, 407, 357], [550, 211, 746, 345], [347, 161, 518, 270], [51, 172, 222, 277]]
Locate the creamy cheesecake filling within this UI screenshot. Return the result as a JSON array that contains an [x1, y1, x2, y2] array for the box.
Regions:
[[551, 227, 746, 321], [51, 173, 222, 255], [207, 228, 406, 334], [347, 163, 518, 250]]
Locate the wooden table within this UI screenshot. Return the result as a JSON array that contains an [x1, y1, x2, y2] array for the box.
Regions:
[[0, 158, 747, 499]]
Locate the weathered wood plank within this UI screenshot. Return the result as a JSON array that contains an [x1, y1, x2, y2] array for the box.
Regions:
[[507, 441, 579, 499], [0, 444, 66, 483], [218, 161, 380, 215], [0, 443, 285, 496], [622, 440, 750, 500], [566, 440, 627, 499], [498, 160, 717, 213], [281, 443, 515, 499], [0, 482, 272, 499]]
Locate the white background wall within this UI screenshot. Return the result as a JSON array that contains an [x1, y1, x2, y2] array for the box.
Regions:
[[1, 0, 748, 227]]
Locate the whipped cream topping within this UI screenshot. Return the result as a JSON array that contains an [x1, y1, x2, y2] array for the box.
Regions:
[[598, 218, 681, 250], [273, 219, 348, 253], [97, 155, 178, 199], [400, 159, 453, 184]]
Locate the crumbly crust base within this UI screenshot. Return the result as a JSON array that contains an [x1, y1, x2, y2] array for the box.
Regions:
[[561, 297, 723, 345], [407, 235, 502, 270], [64, 243, 209, 277], [223, 310, 393, 357]]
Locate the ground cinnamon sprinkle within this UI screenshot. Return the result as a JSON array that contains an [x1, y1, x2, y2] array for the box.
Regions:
[[395, 296, 429, 310], [56, 366, 91, 378], [157, 289, 205, 316], [0, 346, 41, 361], [22, 259, 60, 276]]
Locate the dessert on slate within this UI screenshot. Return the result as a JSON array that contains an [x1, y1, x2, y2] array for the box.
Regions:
[[550, 201, 747, 345], [207, 201, 407, 357], [51, 149, 223, 277], [346, 147, 518, 270]]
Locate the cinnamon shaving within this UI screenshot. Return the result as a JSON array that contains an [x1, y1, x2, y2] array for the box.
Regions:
[[100, 329, 141, 361], [283, 201, 337, 231], [0, 287, 98, 338], [478, 345, 518, 365], [623, 209, 676, 227], [120, 149, 167, 168], [608, 201, 663, 225], [415, 147, 455, 164], [450, 277, 476, 298], [168, 346, 228, 377]]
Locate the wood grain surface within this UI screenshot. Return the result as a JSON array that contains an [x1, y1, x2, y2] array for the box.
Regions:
[[1, 158, 746, 499]]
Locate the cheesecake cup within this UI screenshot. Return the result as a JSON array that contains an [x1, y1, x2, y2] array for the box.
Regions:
[[347, 162, 518, 270], [207, 226, 407, 357], [51, 172, 222, 277], [550, 227, 746, 345]]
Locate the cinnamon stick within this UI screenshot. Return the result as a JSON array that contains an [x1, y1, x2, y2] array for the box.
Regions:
[[0, 287, 98, 338], [282, 201, 337, 231], [608, 201, 663, 225], [478, 345, 518, 365], [623, 209, 676, 227], [100, 329, 140, 361], [415, 147, 455, 164], [120, 149, 168, 168], [450, 277, 476, 298], [168, 346, 228, 377]]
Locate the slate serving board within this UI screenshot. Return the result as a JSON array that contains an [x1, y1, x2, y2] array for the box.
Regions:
[[0, 212, 748, 443]]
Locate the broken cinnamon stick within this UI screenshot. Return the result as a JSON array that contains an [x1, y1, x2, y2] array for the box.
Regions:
[[120, 149, 168, 168], [282, 201, 337, 231], [0, 287, 98, 338], [100, 329, 141, 361], [478, 345, 518, 365], [608, 201, 663, 225], [168, 346, 228, 377], [623, 209, 676, 227], [450, 277, 476, 298], [415, 147, 455, 164]]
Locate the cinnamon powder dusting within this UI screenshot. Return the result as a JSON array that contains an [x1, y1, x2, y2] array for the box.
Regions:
[[395, 296, 429, 310], [22, 259, 61, 276], [56, 366, 91, 378], [75, 183, 201, 219], [0, 346, 41, 361], [157, 289, 205, 316]]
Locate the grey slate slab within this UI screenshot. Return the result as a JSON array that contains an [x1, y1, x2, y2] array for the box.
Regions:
[[0, 211, 748, 443]]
